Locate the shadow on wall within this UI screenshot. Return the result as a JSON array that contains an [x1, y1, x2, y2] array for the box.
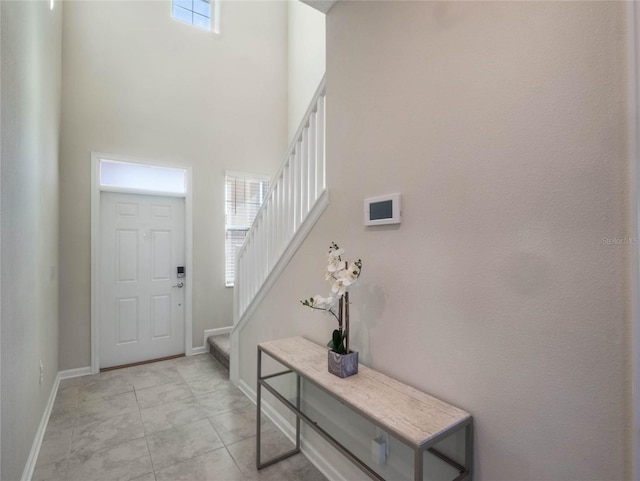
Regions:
[[352, 283, 387, 366]]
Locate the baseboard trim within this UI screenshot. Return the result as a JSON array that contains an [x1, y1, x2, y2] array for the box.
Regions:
[[20, 375, 60, 481], [237, 379, 348, 481], [237, 380, 295, 439], [21, 366, 92, 480], [58, 366, 92, 380], [193, 326, 233, 355], [203, 326, 232, 345]]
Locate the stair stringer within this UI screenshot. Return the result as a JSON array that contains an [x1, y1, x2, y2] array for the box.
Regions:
[[229, 189, 329, 385]]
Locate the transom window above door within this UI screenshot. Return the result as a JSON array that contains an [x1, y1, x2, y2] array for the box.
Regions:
[[99, 159, 187, 195]]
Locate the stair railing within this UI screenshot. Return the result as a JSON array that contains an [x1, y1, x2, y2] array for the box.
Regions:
[[232, 76, 329, 335]]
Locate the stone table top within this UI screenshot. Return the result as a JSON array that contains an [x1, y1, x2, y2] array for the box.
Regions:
[[258, 336, 471, 448]]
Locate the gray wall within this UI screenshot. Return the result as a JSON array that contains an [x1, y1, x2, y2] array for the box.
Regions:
[[238, 2, 632, 479], [287, 0, 325, 144], [58, 0, 288, 370], [1, 1, 63, 479]]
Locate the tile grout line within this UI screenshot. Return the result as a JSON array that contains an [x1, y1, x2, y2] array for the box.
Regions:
[[64, 386, 82, 481], [38, 355, 326, 481], [134, 375, 159, 481], [223, 443, 246, 478]]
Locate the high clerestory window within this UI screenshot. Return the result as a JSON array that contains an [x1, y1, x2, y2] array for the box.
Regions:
[[172, 0, 217, 32]]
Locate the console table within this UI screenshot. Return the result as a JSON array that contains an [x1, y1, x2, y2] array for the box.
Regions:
[[256, 337, 473, 481]]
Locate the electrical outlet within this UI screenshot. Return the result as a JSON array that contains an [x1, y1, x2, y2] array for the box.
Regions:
[[375, 428, 390, 455], [371, 437, 386, 465], [39, 360, 44, 384], [372, 427, 391, 465]]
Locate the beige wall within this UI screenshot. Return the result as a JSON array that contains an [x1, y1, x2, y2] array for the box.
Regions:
[[1, 1, 63, 479], [58, 0, 288, 370], [238, 1, 632, 479], [288, 0, 325, 143]]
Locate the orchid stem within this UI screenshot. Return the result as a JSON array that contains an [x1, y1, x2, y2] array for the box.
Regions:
[[344, 292, 350, 353], [306, 305, 340, 323]]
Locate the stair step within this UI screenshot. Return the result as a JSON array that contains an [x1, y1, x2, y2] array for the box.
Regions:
[[207, 333, 230, 370]]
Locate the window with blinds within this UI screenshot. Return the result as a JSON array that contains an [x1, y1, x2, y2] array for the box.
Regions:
[[225, 172, 269, 286]]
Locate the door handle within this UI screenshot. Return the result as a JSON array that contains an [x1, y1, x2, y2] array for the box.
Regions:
[[172, 282, 184, 288]]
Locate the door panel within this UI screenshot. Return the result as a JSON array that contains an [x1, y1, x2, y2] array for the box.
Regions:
[[100, 192, 185, 368], [117, 297, 138, 344], [151, 295, 171, 339], [117, 230, 138, 282], [151, 230, 171, 280]]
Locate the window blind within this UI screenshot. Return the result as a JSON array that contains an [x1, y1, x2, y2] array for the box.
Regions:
[[225, 172, 269, 286]]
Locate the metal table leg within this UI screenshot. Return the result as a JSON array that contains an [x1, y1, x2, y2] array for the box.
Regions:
[[256, 346, 301, 470]]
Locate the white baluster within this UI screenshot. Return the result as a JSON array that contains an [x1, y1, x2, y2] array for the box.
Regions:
[[233, 78, 326, 330], [282, 164, 289, 247], [301, 129, 309, 221], [317, 94, 326, 193], [273, 187, 279, 263], [309, 111, 317, 203], [294, 145, 301, 232]]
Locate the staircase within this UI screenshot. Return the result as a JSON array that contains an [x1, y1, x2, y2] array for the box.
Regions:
[[207, 334, 230, 370], [230, 77, 329, 383]]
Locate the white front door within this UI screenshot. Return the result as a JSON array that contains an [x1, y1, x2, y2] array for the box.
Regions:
[[99, 192, 185, 368]]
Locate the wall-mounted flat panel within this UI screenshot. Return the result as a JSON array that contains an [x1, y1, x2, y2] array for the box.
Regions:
[[117, 229, 138, 282], [151, 204, 171, 220], [117, 202, 139, 218], [151, 295, 171, 339], [151, 230, 171, 281], [116, 297, 138, 344]]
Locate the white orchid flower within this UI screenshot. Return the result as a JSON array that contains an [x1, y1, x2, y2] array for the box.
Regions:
[[301, 243, 362, 343], [339, 266, 359, 284], [331, 279, 347, 297], [327, 259, 346, 273], [311, 295, 334, 309], [323, 296, 335, 307]]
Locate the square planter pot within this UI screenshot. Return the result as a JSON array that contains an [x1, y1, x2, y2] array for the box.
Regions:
[[328, 350, 358, 378]]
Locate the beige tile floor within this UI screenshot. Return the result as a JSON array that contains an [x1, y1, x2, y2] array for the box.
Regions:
[[33, 354, 328, 481]]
